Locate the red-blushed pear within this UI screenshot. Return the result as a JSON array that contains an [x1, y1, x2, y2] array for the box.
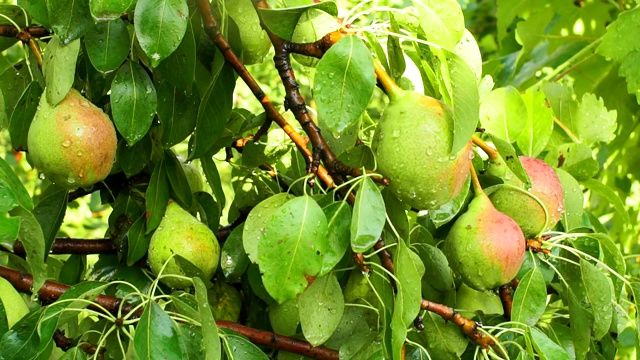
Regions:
[[371, 70, 472, 210], [444, 164, 526, 291], [148, 202, 220, 289], [27, 89, 117, 190], [488, 156, 565, 238]]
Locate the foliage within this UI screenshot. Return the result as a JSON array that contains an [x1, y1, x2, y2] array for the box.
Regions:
[[0, 0, 639, 359]]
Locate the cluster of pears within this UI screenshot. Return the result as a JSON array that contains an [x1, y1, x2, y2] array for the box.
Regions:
[[148, 201, 220, 289], [27, 89, 117, 190]]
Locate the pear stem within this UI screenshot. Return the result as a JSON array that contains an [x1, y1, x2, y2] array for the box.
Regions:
[[469, 163, 485, 197], [374, 60, 401, 99], [471, 135, 499, 160]]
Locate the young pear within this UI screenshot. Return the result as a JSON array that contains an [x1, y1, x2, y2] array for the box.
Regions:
[[372, 89, 472, 210], [291, 9, 341, 67], [444, 166, 526, 291], [488, 156, 565, 238], [27, 89, 117, 189], [148, 202, 220, 289]]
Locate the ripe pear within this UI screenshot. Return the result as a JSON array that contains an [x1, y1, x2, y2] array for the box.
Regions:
[[444, 168, 526, 291], [27, 89, 117, 189], [0, 277, 29, 328], [488, 156, 565, 238], [148, 202, 220, 289], [371, 90, 472, 210], [224, 0, 271, 65], [291, 9, 341, 67]]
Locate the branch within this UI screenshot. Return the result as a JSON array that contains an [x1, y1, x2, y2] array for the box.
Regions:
[[0, 25, 49, 39], [499, 282, 515, 320], [195, 0, 336, 190], [13, 238, 117, 257], [421, 299, 495, 349], [0, 266, 339, 360]]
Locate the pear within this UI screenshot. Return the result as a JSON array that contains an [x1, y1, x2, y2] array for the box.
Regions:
[[207, 279, 242, 322], [224, 0, 271, 65], [291, 9, 341, 67], [27, 89, 117, 189], [148, 202, 220, 289], [371, 89, 472, 210], [0, 277, 29, 328], [488, 156, 565, 238], [444, 165, 526, 291]]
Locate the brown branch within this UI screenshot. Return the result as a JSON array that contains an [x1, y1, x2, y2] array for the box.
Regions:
[[0, 25, 49, 38], [27, 38, 43, 69], [13, 238, 117, 257], [526, 238, 551, 254], [216, 207, 251, 243], [499, 282, 515, 320], [0, 266, 339, 360], [196, 0, 336, 190], [421, 299, 495, 349]]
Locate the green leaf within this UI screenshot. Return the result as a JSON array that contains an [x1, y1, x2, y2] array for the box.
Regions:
[[164, 149, 193, 208], [194, 191, 220, 233], [415, 312, 468, 359], [314, 35, 375, 135], [574, 93, 617, 144], [543, 143, 598, 181], [390, 287, 407, 360], [193, 277, 221, 360], [447, 50, 479, 154], [565, 288, 591, 359], [243, 193, 293, 264], [257, 195, 329, 303], [134, 302, 187, 359], [411, 0, 464, 49], [511, 268, 546, 326], [200, 155, 226, 211], [0, 157, 33, 211], [10, 206, 47, 295], [47, 0, 93, 43], [0, 308, 43, 359], [395, 239, 424, 325], [554, 168, 583, 232], [134, 0, 189, 68], [412, 243, 453, 292], [518, 87, 554, 158], [9, 81, 42, 151], [42, 35, 80, 106], [320, 202, 351, 275], [190, 59, 235, 159], [0, 215, 20, 245], [221, 224, 250, 283], [529, 327, 572, 360], [596, 7, 640, 62], [157, 82, 199, 148], [582, 179, 630, 225], [0, 5, 27, 52], [156, 14, 197, 92], [127, 215, 151, 266], [257, 2, 338, 41], [32, 185, 67, 258], [489, 134, 531, 188], [58, 347, 87, 360], [0, 87, 5, 129], [117, 134, 152, 177], [222, 332, 269, 360], [480, 86, 527, 143], [84, 19, 130, 73], [580, 259, 614, 340], [18, 1, 49, 28], [299, 273, 345, 346], [145, 158, 170, 233], [90, 0, 134, 20], [428, 175, 471, 228], [350, 176, 386, 253], [111, 60, 158, 145]]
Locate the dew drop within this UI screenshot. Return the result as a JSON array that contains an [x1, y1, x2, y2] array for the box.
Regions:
[[61, 139, 72, 147]]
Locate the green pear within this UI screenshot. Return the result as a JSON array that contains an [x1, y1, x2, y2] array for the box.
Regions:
[[27, 89, 117, 189], [0, 277, 29, 328], [444, 168, 526, 291], [291, 9, 341, 67], [207, 279, 242, 322], [181, 161, 204, 193], [455, 283, 503, 318], [488, 156, 565, 238], [148, 202, 220, 289], [224, 0, 271, 65], [371, 90, 472, 210]]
